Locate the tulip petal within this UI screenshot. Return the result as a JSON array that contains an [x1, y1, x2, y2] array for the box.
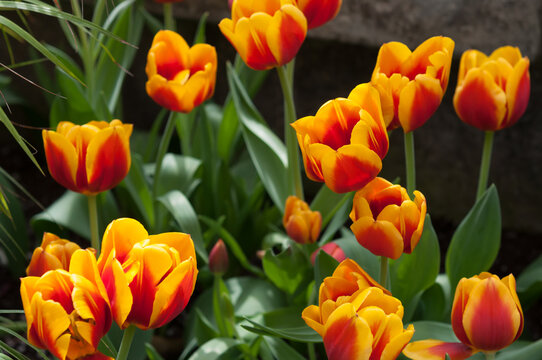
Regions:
[[266, 5, 307, 67], [297, 0, 341, 29], [42, 130, 78, 192], [489, 46, 522, 66], [457, 50, 488, 85], [403, 340, 474, 360], [373, 42, 412, 77], [149, 232, 197, 264], [398, 74, 443, 133], [351, 216, 404, 259], [100, 254, 133, 328], [301, 304, 325, 336], [99, 218, 149, 268], [504, 57, 530, 128], [26, 247, 64, 276]]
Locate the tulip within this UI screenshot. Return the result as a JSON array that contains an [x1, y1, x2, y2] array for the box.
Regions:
[[26, 232, 82, 276], [453, 46, 530, 131], [371, 36, 454, 133], [97, 218, 198, 330], [283, 195, 322, 244], [20, 250, 111, 360], [310, 241, 346, 265], [209, 239, 229, 275], [403, 272, 523, 359], [218, 0, 307, 70], [146, 30, 217, 113], [294, 0, 342, 29], [42, 120, 132, 195], [349, 177, 426, 259], [291, 83, 389, 193]]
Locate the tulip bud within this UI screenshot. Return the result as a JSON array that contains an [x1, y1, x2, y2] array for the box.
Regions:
[[310, 242, 346, 265], [283, 196, 322, 244], [209, 239, 229, 275], [26, 233, 82, 277]]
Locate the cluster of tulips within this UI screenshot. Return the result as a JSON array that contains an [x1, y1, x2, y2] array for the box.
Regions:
[[15, 0, 533, 359]]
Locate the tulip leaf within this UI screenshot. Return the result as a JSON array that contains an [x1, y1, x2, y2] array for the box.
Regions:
[[446, 185, 501, 289], [410, 321, 459, 343], [516, 254, 542, 308], [0, 325, 50, 360], [318, 193, 353, 244], [334, 231, 380, 280], [390, 214, 440, 308], [157, 190, 208, 263], [261, 336, 307, 360], [415, 274, 451, 322], [227, 62, 291, 212], [311, 185, 352, 229], [155, 153, 202, 198], [262, 245, 311, 295], [242, 317, 322, 343], [187, 338, 241, 360], [314, 250, 339, 289], [145, 344, 165, 360], [118, 154, 154, 228], [497, 339, 542, 360]]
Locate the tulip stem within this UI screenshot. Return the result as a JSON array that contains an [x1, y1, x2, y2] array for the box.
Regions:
[[404, 130, 416, 196], [87, 194, 100, 253], [116, 325, 136, 360], [307, 343, 316, 360], [476, 131, 494, 201], [153, 111, 176, 199], [277, 62, 304, 201], [380, 256, 388, 289], [163, 3, 176, 31]]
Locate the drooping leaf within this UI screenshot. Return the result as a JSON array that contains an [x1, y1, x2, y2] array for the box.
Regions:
[[262, 245, 311, 295]]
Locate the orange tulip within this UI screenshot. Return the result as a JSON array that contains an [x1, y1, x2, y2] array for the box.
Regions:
[[97, 218, 198, 330], [42, 120, 132, 195], [349, 177, 426, 259], [403, 272, 523, 359], [283, 195, 322, 244], [371, 36, 454, 133], [294, 0, 342, 29], [291, 83, 389, 193], [310, 241, 345, 265], [26, 232, 82, 276], [20, 250, 112, 360], [218, 0, 307, 70], [453, 46, 530, 131], [146, 30, 217, 113], [302, 259, 414, 360]]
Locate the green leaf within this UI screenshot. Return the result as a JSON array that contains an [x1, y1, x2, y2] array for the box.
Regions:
[[106, 323, 152, 360], [446, 184, 501, 289], [192, 12, 208, 44], [311, 185, 352, 228], [517, 254, 542, 308], [97, 334, 118, 359], [193, 308, 219, 344], [313, 250, 339, 289], [158, 190, 208, 263], [335, 232, 380, 280], [243, 316, 321, 343], [390, 214, 440, 308], [410, 321, 458, 342], [118, 154, 154, 228], [155, 154, 202, 197], [262, 336, 306, 359], [262, 245, 311, 295], [145, 343, 165, 360], [227, 277, 286, 317], [187, 338, 241, 360], [318, 193, 353, 244], [497, 339, 542, 360], [213, 276, 235, 338], [415, 280, 448, 322], [227, 62, 291, 212]]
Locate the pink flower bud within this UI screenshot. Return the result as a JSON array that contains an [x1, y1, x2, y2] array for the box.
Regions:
[[209, 239, 229, 275]]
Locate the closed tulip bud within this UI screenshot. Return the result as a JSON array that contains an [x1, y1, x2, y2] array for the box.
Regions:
[[146, 30, 217, 113], [42, 120, 132, 195], [209, 239, 229, 275], [26, 233, 82, 277], [294, 0, 342, 29], [20, 250, 112, 360], [310, 241, 346, 265], [219, 0, 307, 70], [350, 177, 426, 260], [292, 83, 389, 193], [283, 196, 322, 244], [97, 218, 198, 330], [453, 46, 530, 131], [371, 36, 454, 133]]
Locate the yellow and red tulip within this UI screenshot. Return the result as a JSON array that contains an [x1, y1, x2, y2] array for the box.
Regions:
[[146, 30, 217, 113], [283, 195, 322, 244], [349, 177, 426, 259], [97, 218, 198, 330], [371, 36, 454, 133], [26, 232, 82, 277], [218, 0, 307, 70], [294, 0, 342, 29], [310, 241, 346, 265], [453, 46, 530, 131], [403, 272, 523, 359], [20, 249, 111, 360], [291, 83, 389, 193], [42, 120, 132, 195]]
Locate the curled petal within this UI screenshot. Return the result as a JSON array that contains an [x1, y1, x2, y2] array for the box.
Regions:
[[42, 130, 78, 192], [403, 340, 474, 360]]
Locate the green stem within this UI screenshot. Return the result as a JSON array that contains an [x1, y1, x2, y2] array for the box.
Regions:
[[404, 130, 416, 196], [308, 343, 316, 360], [476, 131, 495, 201], [153, 112, 176, 198], [277, 62, 303, 200], [116, 325, 137, 360], [87, 194, 99, 253], [379, 256, 388, 289], [484, 352, 496, 360], [163, 3, 176, 31]]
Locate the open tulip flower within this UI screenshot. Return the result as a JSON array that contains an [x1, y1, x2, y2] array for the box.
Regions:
[[371, 36, 454, 133], [453, 46, 530, 131], [303, 259, 414, 359], [26, 232, 84, 277], [218, 0, 307, 70], [283, 195, 322, 244], [20, 250, 112, 360], [403, 272, 523, 359], [42, 120, 132, 195], [294, 0, 342, 29], [146, 30, 217, 113], [291, 83, 389, 193], [97, 218, 198, 330], [349, 177, 426, 260]]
